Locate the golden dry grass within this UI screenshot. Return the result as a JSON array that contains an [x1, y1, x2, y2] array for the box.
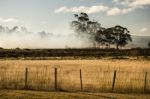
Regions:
[[0, 59, 150, 93]]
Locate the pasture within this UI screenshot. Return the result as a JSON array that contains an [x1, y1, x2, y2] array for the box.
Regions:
[[0, 59, 150, 93]]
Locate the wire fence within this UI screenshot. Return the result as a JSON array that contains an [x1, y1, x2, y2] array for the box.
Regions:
[[0, 66, 149, 93]]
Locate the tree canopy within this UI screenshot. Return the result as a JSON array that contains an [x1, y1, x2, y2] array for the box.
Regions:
[[71, 12, 132, 49]]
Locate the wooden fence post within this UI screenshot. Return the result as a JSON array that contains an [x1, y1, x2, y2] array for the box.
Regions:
[[80, 69, 83, 91], [55, 68, 57, 91], [144, 72, 147, 93], [25, 67, 28, 89], [112, 70, 116, 91]]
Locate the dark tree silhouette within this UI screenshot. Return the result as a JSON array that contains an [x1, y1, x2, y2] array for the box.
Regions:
[[71, 13, 132, 49], [95, 26, 132, 49], [71, 12, 89, 35], [71, 12, 103, 47], [110, 25, 132, 49], [102, 28, 115, 48], [148, 42, 150, 48], [95, 29, 106, 48]]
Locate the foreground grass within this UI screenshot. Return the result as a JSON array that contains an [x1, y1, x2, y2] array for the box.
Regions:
[[0, 59, 150, 92], [0, 89, 150, 99]]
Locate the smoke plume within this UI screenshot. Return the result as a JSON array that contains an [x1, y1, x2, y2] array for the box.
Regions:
[[0, 25, 91, 49]]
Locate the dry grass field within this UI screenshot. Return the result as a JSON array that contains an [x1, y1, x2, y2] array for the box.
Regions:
[[0, 59, 150, 93]]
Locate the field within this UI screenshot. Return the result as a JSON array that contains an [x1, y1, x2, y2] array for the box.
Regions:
[[0, 59, 150, 94]]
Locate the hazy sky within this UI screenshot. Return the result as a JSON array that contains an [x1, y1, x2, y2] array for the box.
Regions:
[[0, 0, 150, 36], [0, 0, 150, 48]]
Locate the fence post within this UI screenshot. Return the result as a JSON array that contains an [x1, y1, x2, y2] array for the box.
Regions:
[[144, 72, 147, 93], [80, 69, 83, 91], [25, 67, 28, 89], [112, 70, 116, 91], [55, 68, 57, 91]]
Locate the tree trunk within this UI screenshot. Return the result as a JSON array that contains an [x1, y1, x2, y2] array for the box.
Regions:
[[108, 42, 110, 49], [116, 44, 119, 50], [98, 43, 101, 49], [93, 42, 96, 48]]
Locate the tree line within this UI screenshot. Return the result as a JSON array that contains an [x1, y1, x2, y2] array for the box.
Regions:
[[71, 12, 132, 49]]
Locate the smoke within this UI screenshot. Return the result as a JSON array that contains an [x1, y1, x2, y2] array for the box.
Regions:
[[0, 25, 91, 49]]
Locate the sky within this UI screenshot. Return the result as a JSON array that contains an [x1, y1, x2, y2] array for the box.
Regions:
[[0, 0, 150, 48]]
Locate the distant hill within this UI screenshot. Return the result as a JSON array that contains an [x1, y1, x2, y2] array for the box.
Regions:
[[127, 35, 150, 48]]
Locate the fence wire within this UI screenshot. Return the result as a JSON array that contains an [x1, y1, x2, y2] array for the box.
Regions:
[[0, 66, 149, 93]]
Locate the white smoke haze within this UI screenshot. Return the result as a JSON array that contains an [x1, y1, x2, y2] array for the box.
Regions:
[[0, 25, 91, 49], [0, 25, 149, 49]]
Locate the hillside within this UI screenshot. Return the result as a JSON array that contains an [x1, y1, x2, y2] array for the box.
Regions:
[[128, 35, 150, 48]]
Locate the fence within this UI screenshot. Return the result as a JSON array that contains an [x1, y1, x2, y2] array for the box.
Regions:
[[0, 66, 149, 93]]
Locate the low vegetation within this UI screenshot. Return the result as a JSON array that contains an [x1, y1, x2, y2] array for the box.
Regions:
[[0, 48, 149, 59]]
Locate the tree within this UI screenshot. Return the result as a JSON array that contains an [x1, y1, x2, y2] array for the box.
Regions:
[[94, 26, 132, 49], [71, 12, 89, 35], [94, 29, 108, 48], [71, 12, 103, 47], [102, 28, 115, 48], [148, 42, 150, 48], [71, 13, 132, 49], [109, 25, 132, 49]]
